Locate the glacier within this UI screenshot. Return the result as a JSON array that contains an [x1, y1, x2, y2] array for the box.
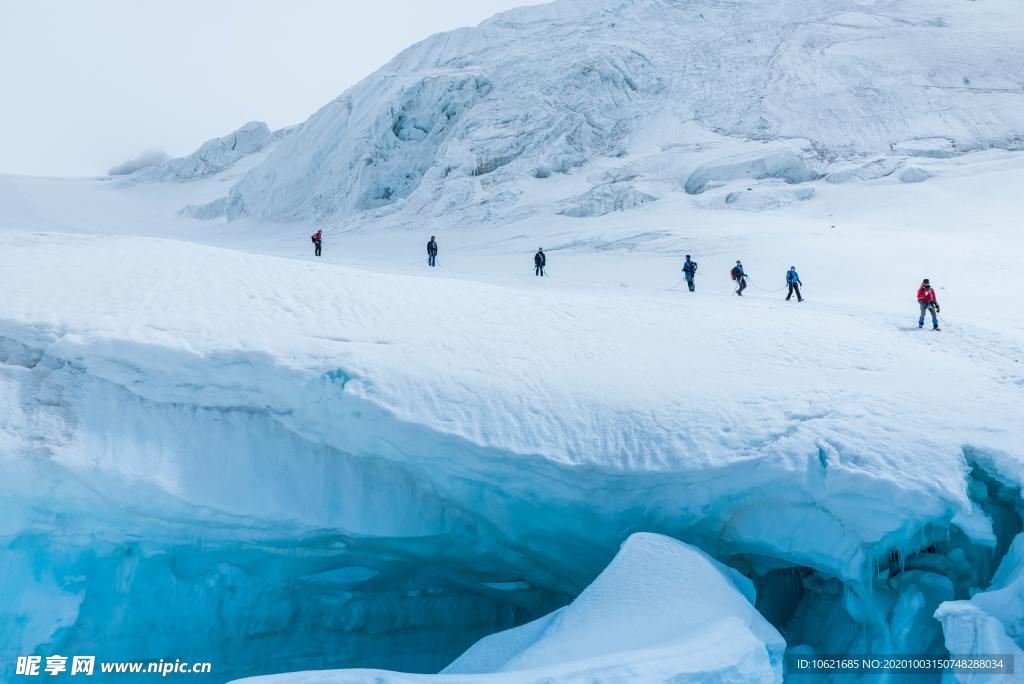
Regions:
[[3, 0, 1024, 682], [203, 0, 1024, 224]]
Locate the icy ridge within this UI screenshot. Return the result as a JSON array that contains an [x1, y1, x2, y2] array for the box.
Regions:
[[133, 121, 277, 183]]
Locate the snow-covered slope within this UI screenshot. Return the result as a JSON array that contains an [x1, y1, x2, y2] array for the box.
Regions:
[[210, 0, 1024, 222]]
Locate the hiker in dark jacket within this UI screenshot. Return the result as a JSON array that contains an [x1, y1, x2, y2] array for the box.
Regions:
[[311, 230, 322, 257], [534, 248, 546, 277], [427, 236, 438, 267], [785, 266, 803, 302], [731, 260, 747, 296], [682, 255, 698, 292]]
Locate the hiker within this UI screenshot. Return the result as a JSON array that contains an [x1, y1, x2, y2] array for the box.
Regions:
[[311, 230, 322, 257], [785, 266, 803, 302], [731, 260, 747, 296], [534, 248, 546, 277], [917, 278, 940, 330], [681, 255, 698, 292], [427, 236, 438, 267]]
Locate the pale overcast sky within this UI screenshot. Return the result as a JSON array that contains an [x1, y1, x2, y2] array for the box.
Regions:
[[0, 0, 546, 177]]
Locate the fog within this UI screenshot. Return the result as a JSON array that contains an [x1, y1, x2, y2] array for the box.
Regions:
[[0, 0, 546, 177]]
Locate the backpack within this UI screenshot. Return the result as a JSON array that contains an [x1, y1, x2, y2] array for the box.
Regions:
[[730, 266, 741, 280]]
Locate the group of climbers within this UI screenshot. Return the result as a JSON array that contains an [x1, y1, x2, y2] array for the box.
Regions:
[[697, 259, 801, 301], [723, 257, 937, 328], [308, 229, 940, 329]]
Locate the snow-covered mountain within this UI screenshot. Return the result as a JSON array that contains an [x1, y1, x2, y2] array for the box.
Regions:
[[3, 1, 1024, 683], [197, 0, 1024, 224]]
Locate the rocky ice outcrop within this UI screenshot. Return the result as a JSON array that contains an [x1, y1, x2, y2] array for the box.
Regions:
[[212, 0, 1024, 222], [683, 147, 824, 195], [934, 461, 1024, 681], [558, 182, 657, 217], [935, 535, 1024, 682], [134, 121, 274, 182]]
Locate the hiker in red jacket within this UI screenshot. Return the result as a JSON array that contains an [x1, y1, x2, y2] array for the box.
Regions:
[[917, 278, 940, 330], [311, 230, 322, 257]]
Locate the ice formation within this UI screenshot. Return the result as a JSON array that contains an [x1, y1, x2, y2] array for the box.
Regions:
[[232, 534, 785, 683], [133, 121, 275, 182]]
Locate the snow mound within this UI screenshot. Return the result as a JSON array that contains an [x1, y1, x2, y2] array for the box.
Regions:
[[231, 534, 785, 684], [216, 0, 1024, 221], [683, 147, 823, 195], [715, 185, 815, 211], [445, 533, 784, 677], [900, 166, 933, 184], [892, 137, 958, 159], [181, 195, 229, 220], [135, 121, 273, 182], [825, 158, 902, 184], [558, 182, 657, 217]]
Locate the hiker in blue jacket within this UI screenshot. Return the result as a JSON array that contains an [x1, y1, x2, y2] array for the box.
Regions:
[[786, 266, 803, 302]]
